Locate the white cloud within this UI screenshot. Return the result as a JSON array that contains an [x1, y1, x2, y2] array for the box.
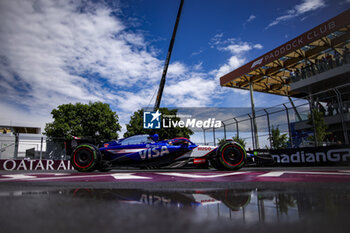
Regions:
[[253, 44, 263, 49], [213, 37, 263, 56], [0, 102, 51, 130], [243, 14, 256, 28], [266, 0, 326, 29], [209, 35, 263, 83], [224, 43, 253, 54], [0, 0, 163, 131], [193, 62, 203, 71], [209, 33, 224, 48], [295, 0, 325, 14], [164, 75, 217, 107], [247, 15, 256, 22], [212, 56, 247, 80], [191, 49, 204, 57], [167, 62, 188, 78], [0, 0, 268, 137], [115, 90, 155, 113], [246, 15, 256, 23], [152, 61, 220, 108]]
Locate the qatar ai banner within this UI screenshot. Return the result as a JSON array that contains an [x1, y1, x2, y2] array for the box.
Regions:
[[0, 159, 73, 171]]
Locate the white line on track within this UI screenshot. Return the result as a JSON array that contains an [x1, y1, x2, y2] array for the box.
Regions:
[[155, 172, 248, 178], [0, 173, 150, 181], [257, 171, 350, 177]]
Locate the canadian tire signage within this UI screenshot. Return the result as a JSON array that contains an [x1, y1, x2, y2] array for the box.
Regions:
[[0, 159, 73, 171], [266, 145, 350, 166]]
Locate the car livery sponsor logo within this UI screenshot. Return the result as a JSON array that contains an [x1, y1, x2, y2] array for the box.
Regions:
[[139, 146, 169, 160], [197, 147, 213, 151], [143, 110, 161, 129]]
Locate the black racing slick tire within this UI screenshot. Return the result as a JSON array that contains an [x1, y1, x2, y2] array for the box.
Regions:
[[71, 144, 100, 172], [215, 142, 247, 170]]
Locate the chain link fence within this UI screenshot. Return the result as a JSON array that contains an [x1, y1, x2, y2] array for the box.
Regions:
[[0, 135, 68, 160], [202, 83, 350, 149]]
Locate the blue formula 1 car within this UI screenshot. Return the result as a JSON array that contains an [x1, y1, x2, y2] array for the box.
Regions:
[[70, 134, 247, 172]]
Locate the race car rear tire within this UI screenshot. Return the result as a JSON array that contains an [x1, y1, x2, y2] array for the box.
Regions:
[[71, 144, 100, 172], [215, 142, 247, 170]]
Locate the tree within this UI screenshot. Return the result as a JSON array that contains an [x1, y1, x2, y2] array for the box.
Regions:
[[124, 108, 193, 140], [45, 102, 121, 143], [232, 135, 247, 148], [217, 138, 226, 146], [217, 135, 247, 147], [270, 126, 289, 149], [308, 108, 329, 146]]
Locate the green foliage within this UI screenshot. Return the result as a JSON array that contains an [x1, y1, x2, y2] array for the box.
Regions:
[[232, 135, 247, 148], [217, 138, 227, 146], [124, 108, 193, 140], [45, 102, 121, 143], [217, 135, 247, 148], [270, 126, 289, 149], [308, 108, 329, 146]]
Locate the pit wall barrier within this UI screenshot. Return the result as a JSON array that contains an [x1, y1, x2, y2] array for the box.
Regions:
[[250, 145, 350, 166], [0, 159, 73, 171]]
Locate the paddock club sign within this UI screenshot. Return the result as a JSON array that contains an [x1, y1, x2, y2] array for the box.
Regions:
[[220, 9, 350, 86], [0, 159, 73, 171], [257, 145, 350, 166]]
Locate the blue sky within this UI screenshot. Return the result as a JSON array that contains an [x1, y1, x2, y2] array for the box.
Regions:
[[0, 0, 349, 136]]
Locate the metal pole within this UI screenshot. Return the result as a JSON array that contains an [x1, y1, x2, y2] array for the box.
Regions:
[[249, 82, 259, 148], [14, 133, 19, 159], [234, 117, 239, 138], [202, 127, 206, 145], [334, 88, 349, 144], [308, 97, 318, 147], [288, 96, 302, 122], [248, 114, 255, 149], [40, 137, 43, 160], [222, 121, 226, 140], [264, 109, 272, 149], [283, 104, 293, 148], [213, 127, 216, 146], [154, 0, 184, 110]]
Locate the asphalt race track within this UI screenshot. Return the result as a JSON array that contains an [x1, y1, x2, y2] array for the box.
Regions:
[[1, 167, 350, 233]]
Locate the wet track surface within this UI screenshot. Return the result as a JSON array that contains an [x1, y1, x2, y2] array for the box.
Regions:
[[1, 167, 350, 233]]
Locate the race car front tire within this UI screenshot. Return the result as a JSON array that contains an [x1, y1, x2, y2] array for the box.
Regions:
[[214, 142, 247, 170], [71, 144, 100, 172]]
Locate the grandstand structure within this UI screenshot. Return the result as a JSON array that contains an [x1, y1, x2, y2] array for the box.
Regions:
[[220, 10, 350, 147], [0, 125, 42, 159]]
